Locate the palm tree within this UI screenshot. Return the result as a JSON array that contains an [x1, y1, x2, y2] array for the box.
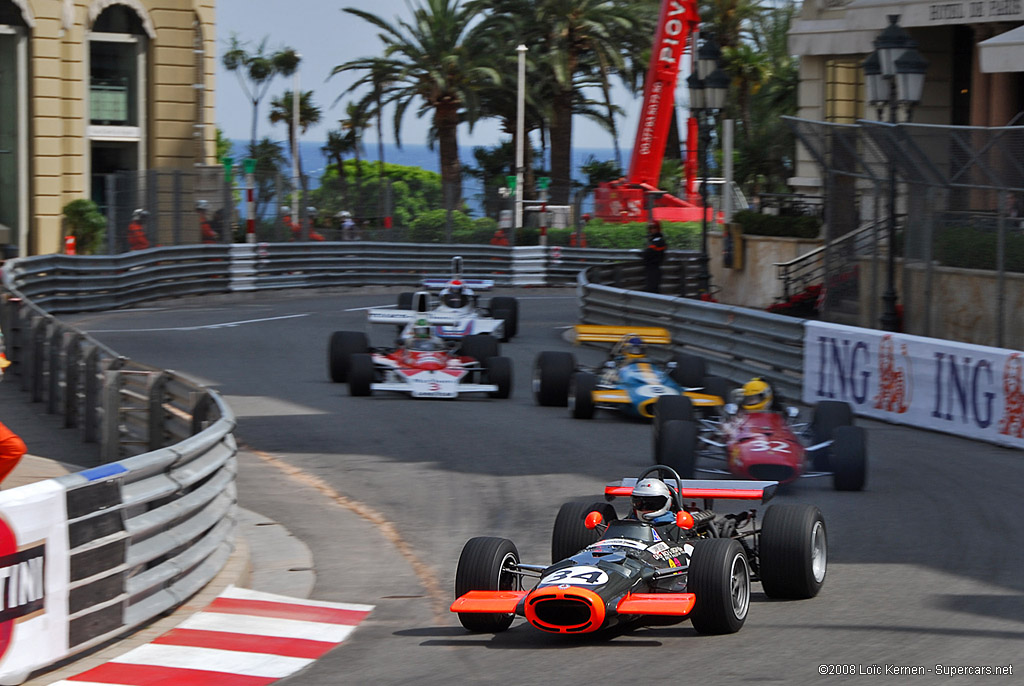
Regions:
[[322, 128, 353, 211], [340, 102, 372, 218], [268, 90, 322, 194], [222, 35, 300, 149], [333, 0, 500, 206]]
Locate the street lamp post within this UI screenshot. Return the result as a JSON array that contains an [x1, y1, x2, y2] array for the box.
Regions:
[[688, 34, 728, 298], [514, 44, 527, 244], [862, 15, 927, 332]]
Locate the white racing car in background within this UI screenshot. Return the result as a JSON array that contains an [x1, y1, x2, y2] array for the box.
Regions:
[[367, 256, 519, 343]]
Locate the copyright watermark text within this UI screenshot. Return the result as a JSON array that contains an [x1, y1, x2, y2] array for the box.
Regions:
[[818, 664, 1014, 676]]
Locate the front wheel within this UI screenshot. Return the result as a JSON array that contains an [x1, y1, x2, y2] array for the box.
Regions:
[[687, 538, 751, 635], [348, 353, 374, 397], [485, 356, 513, 399], [669, 352, 706, 389], [461, 334, 500, 363], [533, 351, 576, 406], [759, 504, 827, 599], [454, 537, 521, 633], [569, 371, 596, 419], [490, 296, 518, 339], [328, 331, 368, 383], [659, 420, 698, 479], [653, 395, 694, 463], [551, 501, 617, 563], [830, 426, 867, 491]]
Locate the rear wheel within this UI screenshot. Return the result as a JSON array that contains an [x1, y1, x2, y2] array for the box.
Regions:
[[551, 501, 617, 563], [490, 296, 518, 338], [810, 401, 854, 470], [830, 426, 867, 491], [461, 334, 499, 363], [688, 538, 750, 634], [659, 420, 697, 478], [454, 537, 521, 633], [328, 331, 369, 383], [759, 504, 827, 599], [348, 353, 374, 396], [485, 356, 513, 399], [653, 395, 694, 463], [533, 351, 576, 406], [397, 292, 414, 310], [669, 352, 706, 388], [700, 375, 733, 406], [569, 371, 597, 419]]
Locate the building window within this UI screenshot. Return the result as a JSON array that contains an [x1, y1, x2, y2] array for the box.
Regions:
[[90, 38, 138, 126], [825, 59, 863, 124]]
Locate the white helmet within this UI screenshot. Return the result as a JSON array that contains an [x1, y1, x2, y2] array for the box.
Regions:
[[281, 206, 291, 214], [196, 199, 208, 210], [631, 478, 673, 521], [132, 208, 148, 220]]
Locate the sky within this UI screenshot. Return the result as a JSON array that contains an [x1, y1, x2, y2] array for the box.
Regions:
[[213, 0, 679, 150]]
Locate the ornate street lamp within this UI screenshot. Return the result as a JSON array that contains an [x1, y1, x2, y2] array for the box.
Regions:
[[689, 35, 728, 298], [862, 15, 927, 331]]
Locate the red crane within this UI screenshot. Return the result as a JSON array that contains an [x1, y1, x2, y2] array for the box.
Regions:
[[594, 0, 708, 223]]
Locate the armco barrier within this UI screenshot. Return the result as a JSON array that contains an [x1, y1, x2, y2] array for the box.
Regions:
[[0, 276, 237, 685]]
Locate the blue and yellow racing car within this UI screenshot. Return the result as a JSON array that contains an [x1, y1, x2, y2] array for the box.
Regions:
[[532, 326, 729, 421]]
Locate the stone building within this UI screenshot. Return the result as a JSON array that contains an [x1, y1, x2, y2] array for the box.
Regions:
[[0, 0, 216, 256], [788, 0, 1024, 195]]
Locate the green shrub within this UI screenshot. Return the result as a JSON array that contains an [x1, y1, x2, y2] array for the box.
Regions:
[[409, 209, 478, 243], [935, 225, 1024, 272], [546, 220, 701, 250], [62, 199, 107, 254], [734, 210, 821, 238]]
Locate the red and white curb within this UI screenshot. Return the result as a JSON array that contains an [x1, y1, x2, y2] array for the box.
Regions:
[[47, 586, 374, 685]]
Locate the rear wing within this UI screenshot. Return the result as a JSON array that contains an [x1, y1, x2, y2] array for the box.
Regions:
[[422, 278, 494, 291], [366, 310, 460, 327], [605, 478, 777, 505], [573, 325, 672, 345]]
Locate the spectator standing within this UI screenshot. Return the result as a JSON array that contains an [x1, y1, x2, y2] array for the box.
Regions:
[[0, 420, 27, 486], [490, 227, 509, 246], [196, 200, 218, 243], [642, 220, 667, 293], [337, 211, 356, 240], [305, 207, 326, 241], [127, 209, 150, 251]]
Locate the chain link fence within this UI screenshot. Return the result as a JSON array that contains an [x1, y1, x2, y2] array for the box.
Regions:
[[785, 116, 1024, 349]]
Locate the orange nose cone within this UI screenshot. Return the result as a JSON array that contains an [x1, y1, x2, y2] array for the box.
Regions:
[[584, 511, 604, 530], [524, 586, 607, 634]]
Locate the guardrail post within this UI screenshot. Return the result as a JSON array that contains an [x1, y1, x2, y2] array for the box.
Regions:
[[82, 345, 101, 442], [101, 369, 122, 462], [30, 316, 47, 401], [64, 333, 84, 428], [190, 391, 216, 434], [146, 372, 169, 451], [48, 325, 64, 415]]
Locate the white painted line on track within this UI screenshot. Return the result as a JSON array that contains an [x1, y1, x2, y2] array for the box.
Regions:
[[83, 313, 310, 333]]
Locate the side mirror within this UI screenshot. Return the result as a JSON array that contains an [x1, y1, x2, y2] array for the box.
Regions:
[[675, 511, 695, 530], [724, 403, 739, 416], [584, 511, 604, 530], [786, 406, 799, 419]]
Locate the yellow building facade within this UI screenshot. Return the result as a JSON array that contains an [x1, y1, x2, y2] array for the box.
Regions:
[[0, 0, 216, 256]]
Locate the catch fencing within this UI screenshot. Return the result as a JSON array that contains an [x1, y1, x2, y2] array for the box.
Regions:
[[786, 116, 1024, 349]]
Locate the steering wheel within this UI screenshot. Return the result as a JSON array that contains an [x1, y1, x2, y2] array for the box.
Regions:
[[637, 464, 686, 512]]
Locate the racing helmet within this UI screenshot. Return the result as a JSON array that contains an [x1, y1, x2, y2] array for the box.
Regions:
[[631, 478, 673, 521], [624, 335, 645, 359], [412, 318, 432, 339], [443, 280, 465, 308], [196, 199, 208, 211], [741, 377, 773, 411], [131, 208, 148, 221]]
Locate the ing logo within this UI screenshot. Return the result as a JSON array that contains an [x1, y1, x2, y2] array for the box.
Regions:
[[0, 515, 46, 660], [998, 353, 1024, 438], [874, 335, 911, 414]]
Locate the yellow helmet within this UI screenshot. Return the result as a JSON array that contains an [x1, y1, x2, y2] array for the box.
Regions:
[[741, 377, 772, 411]]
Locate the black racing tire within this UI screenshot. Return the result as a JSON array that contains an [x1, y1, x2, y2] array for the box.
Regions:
[[810, 400, 854, 470], [669, 352, 706, 389], [830, 425, 867, 491], [397, 291, 414, 310], [460, 334, 500, 363], [485, 356, 513, 399], [348, 353, 374, 396], [759, 504, 827, 599], [653, 395, 694, 463], [491, 308, 513, 342], [490, 296, 518, 338], [533, 351, 576, 407], [551, 501, 617, 563], [569, 371, 597, 419], [328, 331, 369, 383], [687, 538, 751, 635], [454, 537, 521, 633], [700, 375, 733, 406], [659, 420, 698, 478]]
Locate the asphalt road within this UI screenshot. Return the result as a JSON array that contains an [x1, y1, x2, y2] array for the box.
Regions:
[[67, 287, 1024, 685]]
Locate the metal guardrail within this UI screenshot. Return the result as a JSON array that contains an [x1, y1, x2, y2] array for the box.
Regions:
[[0, 273, 237, 681]]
